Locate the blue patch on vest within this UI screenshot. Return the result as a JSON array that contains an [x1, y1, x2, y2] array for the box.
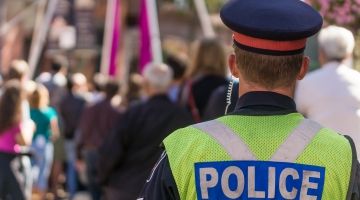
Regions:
[[194, 161, 325, 200]]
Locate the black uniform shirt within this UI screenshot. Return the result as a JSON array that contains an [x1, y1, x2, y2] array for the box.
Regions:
[[139, 92, 360, 200]]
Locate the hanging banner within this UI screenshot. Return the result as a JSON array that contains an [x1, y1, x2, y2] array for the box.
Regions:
[[139, 0, 152, 72], [109, 0, 120, 76], [139, 0, 162, 72], [100, 0, 121, 76]]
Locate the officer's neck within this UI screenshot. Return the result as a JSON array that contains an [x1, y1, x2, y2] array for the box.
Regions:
[[238, 81, 295, 99]]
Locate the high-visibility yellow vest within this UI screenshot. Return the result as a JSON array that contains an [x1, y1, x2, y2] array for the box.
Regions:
[[163, 113, 353, 200]]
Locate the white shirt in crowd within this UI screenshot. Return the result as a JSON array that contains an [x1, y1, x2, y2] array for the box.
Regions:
[[295, 61, 360, 158]]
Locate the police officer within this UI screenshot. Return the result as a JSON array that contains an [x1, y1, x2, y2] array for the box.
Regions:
[[139, 0, 360, 199]]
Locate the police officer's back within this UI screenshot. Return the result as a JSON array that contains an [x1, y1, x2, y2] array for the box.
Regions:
[[139, 0, 360, 199]]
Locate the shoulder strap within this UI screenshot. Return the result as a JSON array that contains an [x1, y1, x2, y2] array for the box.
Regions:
[[270, 119, 322, 162], [193, 120, 257, 160], [193, 119, 323, 163], [344, 135, 359, 200]]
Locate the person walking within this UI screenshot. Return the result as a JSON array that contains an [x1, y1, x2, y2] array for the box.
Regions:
[[165, 54, 187, 103], [295, 25, 360, 160], [29, 83, 60, 199], [77, 79, 123, 200], [140, 0, 360, 199], [36, 60, 68, 199], [0, 80, 31, 200], [36, 60, 67, 108], [98, 63, 193, 200], [6, 60, 35, 149], [59, 73, 87, 199], [5, 60, 35, 199]]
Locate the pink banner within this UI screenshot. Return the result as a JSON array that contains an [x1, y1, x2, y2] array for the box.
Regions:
[[109, 0, 121, 76], [139, 0, 152, 73]]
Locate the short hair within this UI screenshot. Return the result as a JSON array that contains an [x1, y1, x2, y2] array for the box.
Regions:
[[93, 73, 108, 92], [318, 25, 355, 61], [51, 62, 63, 72], [66, 73, 87, 91], [72, 73, 87, 85], [52, 55, 68, 72], [30, 83, 49, 109], [187, 38, 227, 78], [165, 55, 187, 80], [234, 46, 304, 89], [143, 63, 173, 92], [127, 73, 144, 102], [104, 79, 120, 99], [8, 60, 29, 80]]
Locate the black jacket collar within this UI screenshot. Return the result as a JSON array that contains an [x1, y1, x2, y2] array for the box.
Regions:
[[231, 91, 297, 116]]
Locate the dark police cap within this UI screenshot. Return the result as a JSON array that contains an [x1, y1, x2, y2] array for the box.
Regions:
[[220, 0, 323, 55]]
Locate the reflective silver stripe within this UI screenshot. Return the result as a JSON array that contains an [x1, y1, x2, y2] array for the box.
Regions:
[[193, 120, 257, 160], [271, 119, 322, 162], [193, 119, 322, 162], [146, 151, 167, 183]]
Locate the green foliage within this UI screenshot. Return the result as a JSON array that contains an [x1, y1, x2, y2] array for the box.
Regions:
[[205, 0, 226, 13], [179, 0, 225, 13]]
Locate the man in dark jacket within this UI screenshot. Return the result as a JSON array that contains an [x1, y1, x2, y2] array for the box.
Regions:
[[59, 73, 87, 199], [98, 63, 193, 200], [77, 79, 123, 200]]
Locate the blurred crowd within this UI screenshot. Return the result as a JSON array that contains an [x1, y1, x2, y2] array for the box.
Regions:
[[0, 24, 360, 200], [0, 37, 234, 200]]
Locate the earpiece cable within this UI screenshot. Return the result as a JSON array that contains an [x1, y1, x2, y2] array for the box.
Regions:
[[225, 77, 234, 114]]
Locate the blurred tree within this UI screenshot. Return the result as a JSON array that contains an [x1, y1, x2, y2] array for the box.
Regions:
[[204, 0, 226, 13], [310, 0, 360, 31], [309, 0, 360, 70], [163, 0, 225, 13]]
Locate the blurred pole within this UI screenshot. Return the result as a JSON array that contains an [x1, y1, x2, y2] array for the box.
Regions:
[[28, 0, 59, 79], [139, 0, 162, 72], [194, 0, 215, 38], [0, 0, 5, 29], [139, 0, 151, 72], [109, 0, 121, 76], [174, 0, 188, 9], [146, 0, 162, 64], [100, 0, 116, 75], [28, 0, 46, 72], [0, 0, 40, 37], [0, 0, 6, 73]]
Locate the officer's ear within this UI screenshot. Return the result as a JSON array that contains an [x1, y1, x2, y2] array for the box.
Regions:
[[229, 54, 240, 78], [297, 56, 309, 80]]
